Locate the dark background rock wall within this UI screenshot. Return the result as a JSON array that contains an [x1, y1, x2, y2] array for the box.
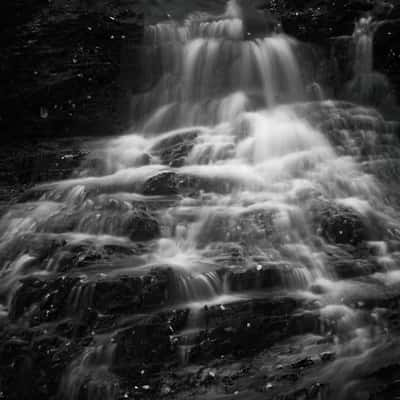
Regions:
[[2, 0, 400, 143], [0, 0, 144, 142]]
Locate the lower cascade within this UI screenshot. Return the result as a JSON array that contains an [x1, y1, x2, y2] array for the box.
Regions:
[[2, 1, 400, 400]]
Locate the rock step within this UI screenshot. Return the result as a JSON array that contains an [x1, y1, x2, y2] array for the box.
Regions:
[[8, 251, 393, 328], [9, 270, 171, 325]]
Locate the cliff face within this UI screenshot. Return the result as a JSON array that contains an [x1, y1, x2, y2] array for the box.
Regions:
[[0, 0, 144, 141], [272, 0, 400, 105], [3, 0, 400, 141]]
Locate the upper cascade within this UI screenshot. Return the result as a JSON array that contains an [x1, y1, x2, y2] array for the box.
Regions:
[[145, 0, 244, 43], [353, 15, 375, 76], [135, 0, 304, 132]]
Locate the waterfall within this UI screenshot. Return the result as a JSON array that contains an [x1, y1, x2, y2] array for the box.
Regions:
[[348, 15, 392, 107], [353, 16, 374, 75], [1, 0, 396, 321], [134, 2, 303, 132], [2, 1, 400, 399]]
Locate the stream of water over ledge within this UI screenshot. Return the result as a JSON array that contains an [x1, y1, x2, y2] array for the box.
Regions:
[[2, 1, 400, 400]]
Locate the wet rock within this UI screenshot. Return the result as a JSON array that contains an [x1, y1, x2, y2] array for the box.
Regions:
[[195, 208, 282, 247], [291, 357, 314, 369], [0, 329, 81, 400], [112, 317, 178, 374], [320, 351, 336, 362], [310, 201, 371, 245], [42, 206, 160, 241], [187, 297, 309, 362], [227, 262, 309, 292], [142, 171, 180, 196], [239, 0, 279, 38], [330, 258, 382, 279], [142, 171, 238, 198], [374, 17, 400, 103], [91, 271, 170, 314], [52, 241, 145, 273], [151, 129, 200, 167], [345, 72, 393, 108], [125, 209, 160, 241], [280, 0, 374, 44], [10, 276, 80, 323], [204, 242, 247, 266], [11, 269, 172, 327], [0, 0, 144, 140]]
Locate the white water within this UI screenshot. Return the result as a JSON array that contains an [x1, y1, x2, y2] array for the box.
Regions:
[[353, 16, 374, 75], [1, 0, 396, 321], [134, 1, 303, 132], [348, 15, 393, 108]]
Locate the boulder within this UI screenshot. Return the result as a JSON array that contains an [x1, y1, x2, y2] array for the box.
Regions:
[[142, 171, 180, 196], [10, 276, 80, 323], [310, 201, 371, 245], [91, 271, 169, 314], [151, 129, 200, 167]]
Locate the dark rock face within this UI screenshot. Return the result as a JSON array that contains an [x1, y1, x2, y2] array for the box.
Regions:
[[0, 0, 144, 141], [374, 17, 400, 101], [41, 205, 160, 241], [0, 329, 81, 400], [238, 0, 279, 37], [150, 129, 200, 167], [279, 1, 373, 43], [91, 272, 169, 314], [10, 270, 170, 326], [271, 0, 400, 105], [10, 276, 80, 322], [142, 171, 181, 196], [310, 201, 371, 245]]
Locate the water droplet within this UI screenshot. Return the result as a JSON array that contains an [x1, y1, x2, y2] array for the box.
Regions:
[[40, 107, 49, 119]]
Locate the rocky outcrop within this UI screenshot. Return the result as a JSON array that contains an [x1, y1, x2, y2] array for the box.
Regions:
[[0, 0, 144, 141], [269, 0, 400, 106]]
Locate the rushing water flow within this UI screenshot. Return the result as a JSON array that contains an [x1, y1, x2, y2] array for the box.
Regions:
[[347, 15, 394, 108], [134, 1, 303, 132], [353, 16, 374, 75], [2, 2, 400, 399]]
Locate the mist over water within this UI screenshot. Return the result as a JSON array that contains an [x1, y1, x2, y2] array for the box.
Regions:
[[2, 1, 400, 399]]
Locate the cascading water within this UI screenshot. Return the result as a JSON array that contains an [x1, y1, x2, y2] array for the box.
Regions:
[[353, 16, 374, 75], [134, 0, 303, 132], [347, 15, 393, 107], [2, 1, 400, 399]]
